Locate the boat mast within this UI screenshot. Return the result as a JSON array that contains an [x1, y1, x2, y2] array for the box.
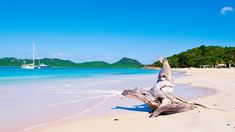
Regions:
[[33, 42, 35, 66]]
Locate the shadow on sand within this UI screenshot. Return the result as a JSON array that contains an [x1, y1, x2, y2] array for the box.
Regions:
[[112, 104, 152, 112]]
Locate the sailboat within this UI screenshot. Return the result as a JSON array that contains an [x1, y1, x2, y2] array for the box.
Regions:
[[21, 42, 50, 69], [38, 63, 50, 69]]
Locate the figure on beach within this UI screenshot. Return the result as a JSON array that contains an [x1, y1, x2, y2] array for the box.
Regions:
[[122, 56, 207, 117], [149, 57, 174, 104]]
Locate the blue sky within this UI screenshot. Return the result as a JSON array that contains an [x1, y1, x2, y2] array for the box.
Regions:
[[0, 0, 234, 64]]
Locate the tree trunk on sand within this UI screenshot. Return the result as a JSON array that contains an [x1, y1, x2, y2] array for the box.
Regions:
[[122, 87, 208, 117]]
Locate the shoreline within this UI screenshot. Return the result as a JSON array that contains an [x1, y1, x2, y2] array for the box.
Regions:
[[19, 83, 216, 132], [0, 67, 158, 86], [1, 73, 159, 132], [0, 68, 214, 132], [32, 68, 235, 132]]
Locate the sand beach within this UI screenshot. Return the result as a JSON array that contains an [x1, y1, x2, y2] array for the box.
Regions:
[[1, 1, 235, 132], [29, 68, 235, 132]]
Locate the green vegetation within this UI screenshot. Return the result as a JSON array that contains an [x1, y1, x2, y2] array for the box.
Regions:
[[40, 58, 78, 67], [0, 57, 22, 66], [77, 61, 111, 68], [112, 57, 143, 68], [3, 45, 234, 68], [154, 45, 235, 68], [0, 57, 143, 68]]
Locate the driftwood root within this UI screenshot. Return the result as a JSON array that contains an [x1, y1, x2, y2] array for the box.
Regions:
[[122, 88, 208, 117]]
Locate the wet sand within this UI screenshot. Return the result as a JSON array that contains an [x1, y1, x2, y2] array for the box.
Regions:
[[26, 68, 235, 132]]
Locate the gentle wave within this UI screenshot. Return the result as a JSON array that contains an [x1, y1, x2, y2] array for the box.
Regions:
[[0, 91, 118, 113], [0, 67, 159, 84], [18, 96, 110, 132]]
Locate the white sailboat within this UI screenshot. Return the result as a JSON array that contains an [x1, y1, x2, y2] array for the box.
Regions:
[[21, 42, 50, 69], [21, 42, 37, 69]]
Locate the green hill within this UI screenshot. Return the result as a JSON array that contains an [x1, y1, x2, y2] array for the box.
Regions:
[[0, 57, 143, 68], [40, 58, 78, 67], [77, 61, 111, 68], [112, 57, 143, 68], [76, 58, 143, 68], [0, 57, 22, 66], [153, 45, 235, 68], [0, 58, 78, 67]]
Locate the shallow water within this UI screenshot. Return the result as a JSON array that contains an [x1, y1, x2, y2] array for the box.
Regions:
[[0, 68, 158, 132], [0, 68, 216, 132], [0, 67, 157, 84]]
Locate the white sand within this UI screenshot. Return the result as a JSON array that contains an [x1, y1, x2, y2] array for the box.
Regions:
[[33, 68, 235, 132]]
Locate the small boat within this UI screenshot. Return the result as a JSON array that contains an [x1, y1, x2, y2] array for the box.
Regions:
[[38, 63, 51, 69], [21, 42, 50, 69], [21, 63, 36, 69]]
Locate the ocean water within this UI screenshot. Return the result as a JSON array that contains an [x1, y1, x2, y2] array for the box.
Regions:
[[0, 67, 158, 84], [0, 67, 159, 132], [0, 67, 216, 132]]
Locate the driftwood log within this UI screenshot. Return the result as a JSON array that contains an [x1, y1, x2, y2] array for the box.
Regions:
[[122, 87, 208, 117]]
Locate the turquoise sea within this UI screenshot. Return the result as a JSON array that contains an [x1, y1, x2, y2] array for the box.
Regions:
[[0, 67, 216, 132], [0, 67, 160, 132], [0, 67, 158, 84]]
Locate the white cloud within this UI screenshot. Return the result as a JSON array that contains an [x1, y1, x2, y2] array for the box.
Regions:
[[220, 6, 234, 15]]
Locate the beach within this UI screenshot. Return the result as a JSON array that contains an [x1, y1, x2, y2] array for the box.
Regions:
[[26, 68, 235, 132], [1, 0, 234, 132]]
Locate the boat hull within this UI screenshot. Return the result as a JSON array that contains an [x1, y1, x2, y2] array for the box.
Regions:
[[21, 65, 36, 69]]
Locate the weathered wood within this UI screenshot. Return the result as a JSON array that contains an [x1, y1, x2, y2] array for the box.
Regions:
[[122, 87, 208, 117], [122, 58, 208, 117], [122, 88, 160, 110]]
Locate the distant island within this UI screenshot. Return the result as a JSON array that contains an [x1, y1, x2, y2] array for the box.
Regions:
[[0, 57, 144, 68], [1, 45, 234, 68], [153, 45, 235, 68]]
